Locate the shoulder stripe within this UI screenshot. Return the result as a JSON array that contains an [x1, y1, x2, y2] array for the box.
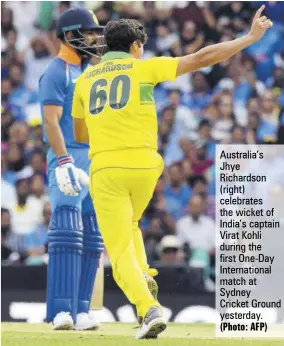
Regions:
[[140, 83, 154, 105]]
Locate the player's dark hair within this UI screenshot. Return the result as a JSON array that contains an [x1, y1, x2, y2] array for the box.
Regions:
[[104, 19, 148, 53]]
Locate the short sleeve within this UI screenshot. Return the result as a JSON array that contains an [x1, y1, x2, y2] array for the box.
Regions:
[[39, 61, 66, 106], [72, 80, 84, 119], [144, 57, 179, 85]]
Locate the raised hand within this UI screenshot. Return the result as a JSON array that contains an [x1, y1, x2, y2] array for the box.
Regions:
[[249, 5, 273, 42]]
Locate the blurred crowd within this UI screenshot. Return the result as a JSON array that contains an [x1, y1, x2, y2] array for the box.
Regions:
[[1, 1, 284, 290]]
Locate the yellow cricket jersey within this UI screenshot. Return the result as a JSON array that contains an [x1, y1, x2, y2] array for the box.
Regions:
[[72, 51, 179, 170]]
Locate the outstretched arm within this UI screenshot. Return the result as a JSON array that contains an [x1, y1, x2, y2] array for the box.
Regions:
[[177, 5, 272, 76]]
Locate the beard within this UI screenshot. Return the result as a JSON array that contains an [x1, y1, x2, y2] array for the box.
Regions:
[[79, 40, 106, 59]]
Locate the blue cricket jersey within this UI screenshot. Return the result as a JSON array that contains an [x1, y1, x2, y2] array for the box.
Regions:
[[39, 45, 89, 166]]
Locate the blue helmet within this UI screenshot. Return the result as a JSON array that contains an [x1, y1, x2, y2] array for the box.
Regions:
[[56, 7, 105, 57]]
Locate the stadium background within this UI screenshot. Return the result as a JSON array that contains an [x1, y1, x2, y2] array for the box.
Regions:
[[1, 1, 284, 322]]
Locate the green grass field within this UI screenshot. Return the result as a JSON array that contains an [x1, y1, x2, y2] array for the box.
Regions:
[[2, 323, 284, 346]]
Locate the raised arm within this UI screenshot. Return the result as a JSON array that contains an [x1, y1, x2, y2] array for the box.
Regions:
[[177, 5, 272, 76]]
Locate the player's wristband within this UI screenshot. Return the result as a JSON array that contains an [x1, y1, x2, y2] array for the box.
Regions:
[[57, 154, 74, 166]]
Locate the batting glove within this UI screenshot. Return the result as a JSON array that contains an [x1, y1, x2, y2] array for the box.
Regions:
[[55, 154, 90, 196]]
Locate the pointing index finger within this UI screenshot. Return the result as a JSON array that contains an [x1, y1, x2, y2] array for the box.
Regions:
[[254, 5, 265, 20]]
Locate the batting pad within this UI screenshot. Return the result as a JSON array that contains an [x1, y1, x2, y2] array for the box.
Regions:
[[46, 206, 83, 323], [78, 213, 104, 314]]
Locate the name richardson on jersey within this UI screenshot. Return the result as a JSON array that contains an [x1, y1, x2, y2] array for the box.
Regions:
[[85, 62, 134, 79]]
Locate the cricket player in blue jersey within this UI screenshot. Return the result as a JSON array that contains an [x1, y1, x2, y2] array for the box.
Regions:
[[39, 8, 105, 330]]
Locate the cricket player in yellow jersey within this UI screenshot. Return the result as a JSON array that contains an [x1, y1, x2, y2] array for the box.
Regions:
[[71, 7, 272, 339]]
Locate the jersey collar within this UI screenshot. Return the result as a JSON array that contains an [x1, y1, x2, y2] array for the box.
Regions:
[[101, 51, 132, 62], [57, 44, 81, 65]]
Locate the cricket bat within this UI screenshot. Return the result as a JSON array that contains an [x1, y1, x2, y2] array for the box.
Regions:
[[90, 253, 104, 310]]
